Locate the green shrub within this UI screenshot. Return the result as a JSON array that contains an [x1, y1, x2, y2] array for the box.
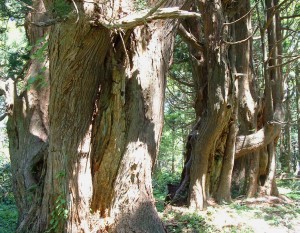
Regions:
[[0, 204, 18, 233], [0, 154, 18, 233]]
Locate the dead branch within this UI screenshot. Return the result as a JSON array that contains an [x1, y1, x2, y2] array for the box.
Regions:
[[90, 7, 201, 30], [177, 24, 204, 52], [267, 55, 300, 70], [223, 26, 259, 45]]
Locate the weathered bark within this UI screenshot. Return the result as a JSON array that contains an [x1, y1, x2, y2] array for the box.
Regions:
[[166, 0, 286, 207], [232, 0, 284, 197], [187, 1, 235, 210], [280, 87, 291, 172], [296, 67, 300, 172], [215, 113, 238, 203], [3, 1, 50, 232], [7, 0, 191, 232], [227, 0, 260, 198], [46, 8, 177, 233], [261, 0, 283, 196]]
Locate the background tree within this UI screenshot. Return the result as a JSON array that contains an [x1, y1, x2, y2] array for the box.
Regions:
[[166, 0, 300, 209]]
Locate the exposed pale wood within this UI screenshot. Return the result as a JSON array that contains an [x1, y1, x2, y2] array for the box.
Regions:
[[91, 7, 201, 29]]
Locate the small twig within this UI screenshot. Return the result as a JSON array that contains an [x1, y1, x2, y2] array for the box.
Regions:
[[267, 55, 300, 70], [71, 0, 80, 23], [118, 30, 129, 63], [223, 26, 259, 45], [145, 0, 168, 18], [27, 18, 62, 27], [223, 1, 259, 27], [177, 24, 204, 52], [280, 14, 300, 20]]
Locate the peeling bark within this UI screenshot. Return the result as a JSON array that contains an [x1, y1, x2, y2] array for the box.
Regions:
[[46, 17, 174, 233], [8, 0, 193, 232], [4, 1, 50, 232]]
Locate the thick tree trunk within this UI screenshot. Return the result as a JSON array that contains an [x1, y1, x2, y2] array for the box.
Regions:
[[6, 0, 188, 232], [260, 0, 283, 196], [229, 0, 260, 198], [4, 1, 50, 232], [215, 113, 238, 203], [46, 13, 176, 233], [188, 1, 234, 210], [167, 0, 286, 207]]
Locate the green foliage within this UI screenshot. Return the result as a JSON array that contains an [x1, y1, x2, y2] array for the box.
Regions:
[[0, 19, 29, 80], [30, 36, 48, 62], [52, 0, 72, 19], [153, 171, 181, 211], [134, 0, 148, 11], [46, 194, 69, 233], [0, 152, 17, 233], [46, 170, 68, 233], [256, 204, 299, 229], [277, 179, 300, 200], [230, 203, 253, 213], [163, 210, 217, 233], [26, 36, 48, 90], [26, 67, 47, 90], [0, 0, 30, 22], [0, 203, 18, 233], [156, 36, 195, 178], [0, 153, 14, 204]]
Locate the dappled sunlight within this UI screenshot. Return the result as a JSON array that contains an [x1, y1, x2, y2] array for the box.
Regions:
[[160, 198, 300, 233]]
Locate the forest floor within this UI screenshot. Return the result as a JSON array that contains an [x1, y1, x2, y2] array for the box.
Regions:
[[1, 153, 300, 233], [158, 179, 300, 233]]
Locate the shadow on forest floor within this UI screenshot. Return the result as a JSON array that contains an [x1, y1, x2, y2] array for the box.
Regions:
[[158, 179, 300, 233]]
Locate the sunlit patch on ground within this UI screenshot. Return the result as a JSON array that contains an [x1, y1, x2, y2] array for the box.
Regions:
[[160, 192, 300, 233]]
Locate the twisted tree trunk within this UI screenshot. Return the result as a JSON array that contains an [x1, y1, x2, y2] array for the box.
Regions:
[[4, 0, 192, 232]]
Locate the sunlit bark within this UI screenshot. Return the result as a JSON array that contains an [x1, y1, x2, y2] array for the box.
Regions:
[[7, 0, 188, 232]]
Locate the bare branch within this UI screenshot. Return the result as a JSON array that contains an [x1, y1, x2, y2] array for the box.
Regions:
[[27, 18, 62, 27], [223, 1, 259, 27], [280, 14, 300, 20], [145, 0, 168, 18], [90, 7, 201, 30], [71, 0, 80, 23], [169, 73, 194, 88], [223, 26, 259, 45], [267, 55, 300, 70], [177, 24, 204, 52]]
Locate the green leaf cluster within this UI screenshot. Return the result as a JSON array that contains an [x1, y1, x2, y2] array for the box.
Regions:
[[52, 0, 72, 19]]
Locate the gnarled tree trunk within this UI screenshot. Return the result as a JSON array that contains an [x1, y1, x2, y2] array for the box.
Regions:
[[187, 0, 234, 210], [4, 0, 192, 232], [3, 1, 50, 232]]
